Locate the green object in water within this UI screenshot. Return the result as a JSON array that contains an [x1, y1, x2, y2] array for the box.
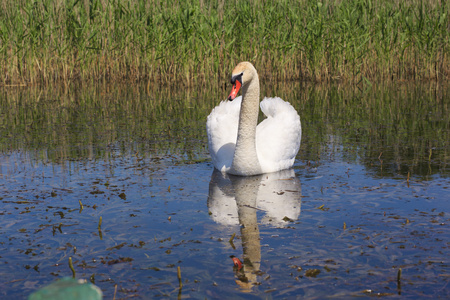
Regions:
[[28, 277, 102, 300]]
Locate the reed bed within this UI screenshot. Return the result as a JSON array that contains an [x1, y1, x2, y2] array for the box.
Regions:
[[0, 0, 448, 86]]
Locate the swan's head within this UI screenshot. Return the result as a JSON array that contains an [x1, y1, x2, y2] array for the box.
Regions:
[[228, 62, 257, 101]]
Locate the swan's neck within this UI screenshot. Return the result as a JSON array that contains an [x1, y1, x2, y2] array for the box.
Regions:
[[230, 76, 261, 175]]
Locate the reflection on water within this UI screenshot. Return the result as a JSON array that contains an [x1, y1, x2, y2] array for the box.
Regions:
[[208, 169, 301, 227], [0, 82, 448, 178], [208, 169, 301, 291], [0, 82, 449, 298]]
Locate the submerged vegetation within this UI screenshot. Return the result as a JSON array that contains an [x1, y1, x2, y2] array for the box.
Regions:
[[0, 0, 449, 86]]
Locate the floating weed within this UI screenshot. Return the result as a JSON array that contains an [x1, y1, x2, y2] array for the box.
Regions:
[[305, 269, 321, 277], [106, 257, 133, 265], [113, 284, 118, 300], [68, 257, 76, 278], [229, 232, 236, 243], [316, 204, 329, 211], [282, 216, 294, 222], [98, 216, 103, 240], [106, 243, 127, 251], [177, 266, 183, 289], [229, 233, 237, 249], [52, 223, 63, 235]]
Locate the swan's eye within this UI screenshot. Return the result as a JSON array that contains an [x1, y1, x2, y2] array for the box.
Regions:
[[230, 73, 243, 85]]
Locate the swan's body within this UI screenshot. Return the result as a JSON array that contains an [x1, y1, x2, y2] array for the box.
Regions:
[[207, 62, 301, 176]]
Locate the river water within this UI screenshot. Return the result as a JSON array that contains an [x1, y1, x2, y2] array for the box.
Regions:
[[0, 82, 449, 299]]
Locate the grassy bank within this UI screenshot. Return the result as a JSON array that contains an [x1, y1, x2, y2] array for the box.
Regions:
[[0, 0, 449, 86]]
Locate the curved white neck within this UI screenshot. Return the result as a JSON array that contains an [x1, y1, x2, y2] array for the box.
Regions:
[[230, 74, 261, 175]]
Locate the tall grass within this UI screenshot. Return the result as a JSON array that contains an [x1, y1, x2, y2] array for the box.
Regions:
[[0, 0, 448, 85]]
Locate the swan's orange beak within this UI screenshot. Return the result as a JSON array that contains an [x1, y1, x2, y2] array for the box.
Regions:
[[228, 80, 241, 101]]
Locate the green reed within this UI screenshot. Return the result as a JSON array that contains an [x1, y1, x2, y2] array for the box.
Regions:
[[0, 0, 448, 86]]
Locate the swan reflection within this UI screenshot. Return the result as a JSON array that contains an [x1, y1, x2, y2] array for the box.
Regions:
[[208, 169, 302, 227], [207, 169, 302, 291]]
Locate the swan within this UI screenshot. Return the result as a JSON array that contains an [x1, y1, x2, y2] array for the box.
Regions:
[[207, 62, 301, 176]]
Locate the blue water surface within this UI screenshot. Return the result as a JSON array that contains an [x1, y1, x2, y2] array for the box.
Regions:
[[0, 83, 449, 299]]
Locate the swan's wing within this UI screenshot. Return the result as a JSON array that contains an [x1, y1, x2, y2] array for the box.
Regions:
[[206, 96, 241, 171], [256, 97, 301, 172]]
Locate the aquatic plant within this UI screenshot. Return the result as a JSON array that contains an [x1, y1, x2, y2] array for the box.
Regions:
[[0, 0, 448, 85]]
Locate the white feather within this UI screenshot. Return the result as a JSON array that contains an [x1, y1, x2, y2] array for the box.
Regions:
[[206, 96, 241, 173], [207, 96, 301, 174], [206, 62, 301, 175]]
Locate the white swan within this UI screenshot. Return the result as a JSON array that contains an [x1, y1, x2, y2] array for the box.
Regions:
[[207, 62, 301, 176]]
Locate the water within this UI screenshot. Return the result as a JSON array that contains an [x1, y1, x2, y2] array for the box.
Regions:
[[0, 82, 449, 299]]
